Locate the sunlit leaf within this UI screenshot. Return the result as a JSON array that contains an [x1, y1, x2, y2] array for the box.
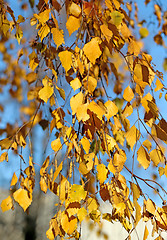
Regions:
[[13, 188, 32, 211], [83, 38, 102, 64], [1, 196, 13, 212]]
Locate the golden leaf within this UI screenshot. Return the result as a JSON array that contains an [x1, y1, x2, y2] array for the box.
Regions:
[[40, 177, 47, 193], [40, 156, 50, 176], [142, 140, 152, 151], [51, 138, 62, 152], [146, 198, 156, 215], [51, 28, 64, 48], [0, 152, 8, 162], [69, 2, 81, 17], [100, 24, 113, 42], [97, 164, 108, 184], [70, 78, 81, 91], [122, 103, 133, 118], [123, 86, 134, 102], [143, 226, 149, 240], [26, 72, 37, 84], [66, 16, 81, 36], [137, 146, 150, 169], [53, 161, 63, 181], [10, 172, 18, 187], [57, 176, 70, 201], [83, 76, 97, 93], [80, 137, 90, 154], [70, 91, 83, 115], [69, 184, 87, 202], [87, 198, 98, 213], [88, 101, 106, 120], [134, 199, 141, 226], [139, 27, 149, 38], [83, 37, 102, 64], [13, 188, 32, 211], [58, 50, 73, 73], [77, 207, 87, 222], [34, 9, 50, 24], [76, 103, 90, 122], [131, 182, 140, 200], [1, 196, 13, 212], [38, 24, 50, 41], [110, 11, 124, 27], [125, 125, 140, 150], [150, 149, 162, 166], [105, 100, 118, 120], [38, 78, 54, 103], [46, 218, 59, 240]]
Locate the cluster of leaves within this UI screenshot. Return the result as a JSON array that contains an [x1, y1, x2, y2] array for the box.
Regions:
[[0, 0, 167, 239]]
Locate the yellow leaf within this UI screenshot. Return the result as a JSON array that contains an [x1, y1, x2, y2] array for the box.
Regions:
[[26, 72, 37, 84], [134, 199, 141, 227], [51, 28, 64, 49], [123, 86, 134, 102], [76, 103, 90, 122], [58, 50, 73, 73], [110, 11, 124, 27], [154, 79, 163, 92], [38, 24, 50, 41], [105, 100, 118, 120], [38, 78, 54, 103], [56, 86, 65, 100], [40, 177, 48, 193], [143, 226, 149, 240], [13, 188, 32, 211], [66, 16, 81, 36], [77, 207, 87, 222], [40, 156, 50, 176], [122, 102, 133, 118], [46, 218, 59, 240], [128, 40, 141, 56], [0, 152, 8, 162], [0, 138, 12, 150], [15, 25, 23, 44], [88, 101, 106, 120], [100, 24, 113, 42], [97, 164, 108, 184], [69, 184, 87, 202], [69, 2, 81, 17], [113, 150, 126, 172], [53, 161, 63, 181], [115, 202, 126, 215], [70, 78, 81, 91], [150, 149, 162, 166], [10, 172, 18, 187], [51, 138, 62, 152], [68, 217, 77, 235], [34, 9, 50, 24], [131, 182, 140, 200], [83, 76, 97, 93], [80, 137, 90, 154], [139, 27, 149, 38], [146, 198, 156, 215], [87, 198, 98, 213], [141, 93, 153, 112], [137, 146, 150, 169], [57, 176, 70, 201], [83, 37, 102, 64], [1, 196, 13, 212], [142, 140, 152, 151], [125, 125, 140, 150], [70, 91, 83, 115]]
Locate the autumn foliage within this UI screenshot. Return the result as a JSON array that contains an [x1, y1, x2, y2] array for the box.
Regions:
[[1, 0, 167, 239]]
